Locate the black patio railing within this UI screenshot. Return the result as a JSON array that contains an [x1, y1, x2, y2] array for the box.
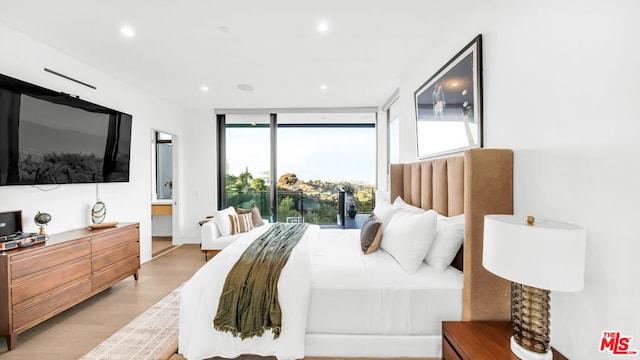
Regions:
[[225, 188, 374, 226]]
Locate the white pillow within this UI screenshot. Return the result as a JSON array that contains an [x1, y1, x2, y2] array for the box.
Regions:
[[426, 214, 465, 272], [213, 206, 237, 236], [381, 209, 437, 274], [393, 196, 426, 214], [372, 195, 397, 228]]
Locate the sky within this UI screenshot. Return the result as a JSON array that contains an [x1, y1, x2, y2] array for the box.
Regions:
[[226, 126, 376, 185]]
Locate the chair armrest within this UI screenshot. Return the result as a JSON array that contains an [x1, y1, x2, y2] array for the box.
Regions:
[[200, 220, 221, 250]]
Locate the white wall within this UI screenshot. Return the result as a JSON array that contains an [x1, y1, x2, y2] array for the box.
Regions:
[[0, 22, 183, 263], [179, 109, 217, 243], [397, 1, 640, 358]]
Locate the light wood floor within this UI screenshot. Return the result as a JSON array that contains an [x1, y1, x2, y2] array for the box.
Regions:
[[0, 244, 206, 360], [153, 236, 177, 257]]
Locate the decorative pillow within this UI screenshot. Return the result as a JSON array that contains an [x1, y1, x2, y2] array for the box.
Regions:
[[229, 213, 254, 235], [393, 196, 426, 214], [381, 209, 438, 273], [360, 214, 383, 254], [237, 205, 265, 227], [213, 206, 237, 236], [425, 214, 465, 272]]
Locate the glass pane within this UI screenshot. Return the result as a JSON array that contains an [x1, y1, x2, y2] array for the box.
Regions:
[[277, 113, 376, 225], [225, 114, 271, 221]]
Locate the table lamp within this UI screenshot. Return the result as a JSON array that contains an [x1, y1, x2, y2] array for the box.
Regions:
[[482, 214, 586, 360]]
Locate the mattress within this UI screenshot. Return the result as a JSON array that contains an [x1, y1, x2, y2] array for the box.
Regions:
[[307, 229, 463, 336]]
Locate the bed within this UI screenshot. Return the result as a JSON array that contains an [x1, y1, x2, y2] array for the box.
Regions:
[[179, 148, 513, 359]]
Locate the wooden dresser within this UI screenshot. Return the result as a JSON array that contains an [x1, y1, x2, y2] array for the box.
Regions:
[[0, 222, 140, 350]]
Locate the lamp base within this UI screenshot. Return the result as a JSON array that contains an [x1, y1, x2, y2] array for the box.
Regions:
[[511, 337, 552, 360]]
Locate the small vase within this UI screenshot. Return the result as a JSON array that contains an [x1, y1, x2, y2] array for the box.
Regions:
[[91, 200, 107, 224]]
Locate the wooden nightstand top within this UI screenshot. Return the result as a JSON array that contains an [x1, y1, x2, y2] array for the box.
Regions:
[[442, 321, 568, 360]]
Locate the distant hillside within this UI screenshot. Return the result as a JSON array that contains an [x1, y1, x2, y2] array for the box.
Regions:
[[226, 170, 374, 223]]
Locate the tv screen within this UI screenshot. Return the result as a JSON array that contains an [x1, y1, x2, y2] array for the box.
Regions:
[[0, 73, 132, 186]]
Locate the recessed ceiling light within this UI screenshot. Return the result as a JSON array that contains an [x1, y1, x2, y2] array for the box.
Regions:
[[318, 23, 329, 32], [237, 84, 254, 91], [120, 26, 135, 38], [201, 86, 209, 91], [219, 26, 230, 32], [320, 84, 327, 90]]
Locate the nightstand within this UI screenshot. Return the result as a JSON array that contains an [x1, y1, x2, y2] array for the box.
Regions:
[[442, 321, 568, 360]]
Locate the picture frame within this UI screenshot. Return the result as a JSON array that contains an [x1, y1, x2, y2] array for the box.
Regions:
[[414, 34, 483, 159]]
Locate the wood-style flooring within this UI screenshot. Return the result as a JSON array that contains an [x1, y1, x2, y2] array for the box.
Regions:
[[0, 244, 206, 360]]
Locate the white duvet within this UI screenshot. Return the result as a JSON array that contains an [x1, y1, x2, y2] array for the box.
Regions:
[[179, 223, 463, 359], [179, 223, 319, 360]]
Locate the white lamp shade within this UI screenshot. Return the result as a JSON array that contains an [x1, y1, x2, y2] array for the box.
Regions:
[[482, 215, 586, 292]]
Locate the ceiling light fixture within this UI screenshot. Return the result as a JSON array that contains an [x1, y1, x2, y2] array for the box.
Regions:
[[201, 86, 209, 91], [318, 23, 329, 32], [120, 26, 135, 38], [320, 84, 327, 90]]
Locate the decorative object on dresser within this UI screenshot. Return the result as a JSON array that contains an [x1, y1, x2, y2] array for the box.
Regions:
[[34, 211, 52, 235], [0, 222, 140, 350], [442, 321, 568, 360], [0, 210, 47, 251], [482, 215, 586, 360], [91, 183, 107, 224], [0, 210, 22, 237]]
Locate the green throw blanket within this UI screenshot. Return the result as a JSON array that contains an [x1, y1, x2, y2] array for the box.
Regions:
[[213, 222, 309, 339]]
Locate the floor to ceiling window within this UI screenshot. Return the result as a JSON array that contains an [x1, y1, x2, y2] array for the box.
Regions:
[[277, 113, 376, 224], [223, 114, 272, 220], [219, 110, 377, 226]]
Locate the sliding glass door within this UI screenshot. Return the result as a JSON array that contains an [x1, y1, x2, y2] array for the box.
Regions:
[[224, 114, 272, 220]]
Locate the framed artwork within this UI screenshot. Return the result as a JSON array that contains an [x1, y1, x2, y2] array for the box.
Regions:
[[414, 34, 482, 159]]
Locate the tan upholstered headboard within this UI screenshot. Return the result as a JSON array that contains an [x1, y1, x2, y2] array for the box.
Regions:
[[389, 148, 513, 321]]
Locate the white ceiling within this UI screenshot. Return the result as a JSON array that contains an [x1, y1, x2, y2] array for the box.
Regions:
[[0, 0, 484, 110]]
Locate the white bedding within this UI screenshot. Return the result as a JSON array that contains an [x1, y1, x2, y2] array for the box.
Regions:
[[179, 224, 462, 359], [179, 223, 318, 360], [308, 229, 463, 335]]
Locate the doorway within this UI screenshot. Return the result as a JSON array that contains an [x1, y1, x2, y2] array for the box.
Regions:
[[151, 130, 176, 257]]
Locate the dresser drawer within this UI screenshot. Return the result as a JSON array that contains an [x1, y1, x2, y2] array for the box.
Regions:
[[91, 225, 139, 254], [10, 241, 91, 281], [92, 256, 139, 291], [92, 241, 139, 273], [12, 259, 91, 306], [12, 278, 91, 332]]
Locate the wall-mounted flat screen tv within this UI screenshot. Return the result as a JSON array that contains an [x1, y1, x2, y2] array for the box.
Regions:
[[0, 73, 132, 186]]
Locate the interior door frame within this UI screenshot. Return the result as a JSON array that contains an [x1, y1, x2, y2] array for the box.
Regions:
[[151, 128, 179, 245]]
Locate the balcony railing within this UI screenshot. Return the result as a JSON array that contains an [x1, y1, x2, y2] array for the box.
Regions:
[[225, 188, 375, 226]]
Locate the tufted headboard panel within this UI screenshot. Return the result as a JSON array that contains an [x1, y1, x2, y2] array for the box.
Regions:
[[389, 148, 513, 321]]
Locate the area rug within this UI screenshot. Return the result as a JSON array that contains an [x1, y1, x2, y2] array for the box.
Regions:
[[80, 284, 183, 360]]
